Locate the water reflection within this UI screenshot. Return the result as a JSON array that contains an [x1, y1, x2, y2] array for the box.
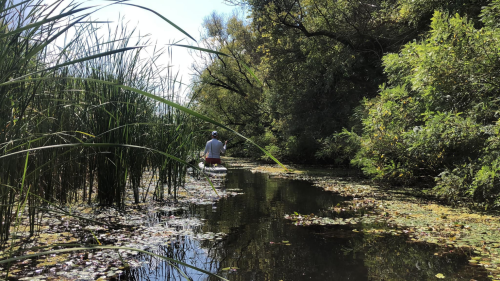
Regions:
[[125, 169, 488, 281]]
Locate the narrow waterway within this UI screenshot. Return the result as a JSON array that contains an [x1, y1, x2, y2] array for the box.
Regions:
[[126, 169, 488, 281]]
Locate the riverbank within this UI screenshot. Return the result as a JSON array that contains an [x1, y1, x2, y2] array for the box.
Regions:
[[3, 158, 500, 280], [0, 172, 232, 280], [242, 160, 500, 280]]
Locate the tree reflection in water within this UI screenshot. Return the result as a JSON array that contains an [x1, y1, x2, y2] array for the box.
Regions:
[[125, 169, 489, 281]]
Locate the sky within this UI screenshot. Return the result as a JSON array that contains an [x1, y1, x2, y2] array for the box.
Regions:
[[62, 0, 240, 95]]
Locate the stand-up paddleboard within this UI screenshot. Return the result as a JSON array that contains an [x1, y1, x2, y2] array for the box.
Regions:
[[198, 162, 228, 174]]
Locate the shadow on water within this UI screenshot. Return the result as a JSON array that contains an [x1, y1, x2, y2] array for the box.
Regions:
[[124, 169, 489, 281]]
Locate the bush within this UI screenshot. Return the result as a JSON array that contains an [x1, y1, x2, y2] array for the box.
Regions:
[[315, 129, 361, 165], [355, 1, 500, 206]]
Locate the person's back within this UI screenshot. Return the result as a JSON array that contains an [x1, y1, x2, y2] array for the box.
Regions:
[[203, 131, 227, 165], [204, 138, 226, 159]]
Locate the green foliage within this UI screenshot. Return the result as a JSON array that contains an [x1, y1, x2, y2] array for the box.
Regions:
[[355, 1, 500, 207], [191, 0, 500, 208], [315, 129, 361, 165], [191, 12, 269, 156], [0, 0, 211, 242], [195, 0, 490, 163], [481, 0, 500, 27]]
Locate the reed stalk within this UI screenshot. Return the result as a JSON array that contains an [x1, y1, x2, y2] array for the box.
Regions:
[[0, 0, 212, 278], [0, 0, 281, 279]]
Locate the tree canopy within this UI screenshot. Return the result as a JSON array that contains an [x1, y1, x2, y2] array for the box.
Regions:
[[193, 0, 500, 206]]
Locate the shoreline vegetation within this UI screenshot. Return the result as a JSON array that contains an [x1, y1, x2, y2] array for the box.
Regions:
[[4, 158, 500, 280], [3, 0, 500, 280], [246, 160, 500, 280], [0, 171, 234, 280], [192, 0, 500, 210]]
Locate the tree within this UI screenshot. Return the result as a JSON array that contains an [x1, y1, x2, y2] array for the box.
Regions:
[[239, 0, 485, 162], [195, 0, 490, 163], [353, 0, 500, 207], [191, 12, 272, 156]]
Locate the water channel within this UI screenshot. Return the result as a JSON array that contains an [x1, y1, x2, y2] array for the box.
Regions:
[[125, 168, 489, 281]]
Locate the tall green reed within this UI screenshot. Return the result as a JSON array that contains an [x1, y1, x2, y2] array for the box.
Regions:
[[0, 0, 193, 250], [0, 0, 225, 277], [0, 0, 85, 242], [0, 0, 282, 278]]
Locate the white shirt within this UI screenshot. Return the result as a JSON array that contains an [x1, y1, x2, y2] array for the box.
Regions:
[[204, 139, 226, 158]]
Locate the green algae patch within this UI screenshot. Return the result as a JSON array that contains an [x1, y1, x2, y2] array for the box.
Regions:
[[285, 191, 500, 279], [247, 162, 500, 279], [1, 172, 233, 280], [250, 164, 358, 178]]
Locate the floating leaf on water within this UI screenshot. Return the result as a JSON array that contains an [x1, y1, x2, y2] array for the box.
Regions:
[[282, 240, 289, 243], [435, 273, 445, 278]]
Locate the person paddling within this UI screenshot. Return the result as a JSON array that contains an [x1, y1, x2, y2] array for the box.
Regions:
[[203, 131, 227, 165]]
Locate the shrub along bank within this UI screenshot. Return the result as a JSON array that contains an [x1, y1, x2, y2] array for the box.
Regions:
[[351, 1, 500, 208], [193, 0, 500, 209]]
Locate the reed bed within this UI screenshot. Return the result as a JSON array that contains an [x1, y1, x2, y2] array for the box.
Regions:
[[0, 0, 207, 249], [0, 0, 282, 279]]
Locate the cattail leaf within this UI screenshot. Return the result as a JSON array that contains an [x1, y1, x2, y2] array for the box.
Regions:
[[239, 60, 263, 86], [0, 77, 286, 170], [170, 44, 229, 56], [0, 142, 219, 195], [114, 2, 196, 42], [9, 46, 146, 83], [0, 6, 94, 40], [21, 15, 90, 65], [72, 131, 95, 138], [0, 0, 32, 14]]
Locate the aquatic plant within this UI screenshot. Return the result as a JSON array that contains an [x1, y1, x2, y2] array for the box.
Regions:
[[0, 0, 284, 279], [0, 0, 224, 279]]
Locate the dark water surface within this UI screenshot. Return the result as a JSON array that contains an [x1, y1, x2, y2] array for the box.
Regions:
[[127, 169, 488, 281]]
